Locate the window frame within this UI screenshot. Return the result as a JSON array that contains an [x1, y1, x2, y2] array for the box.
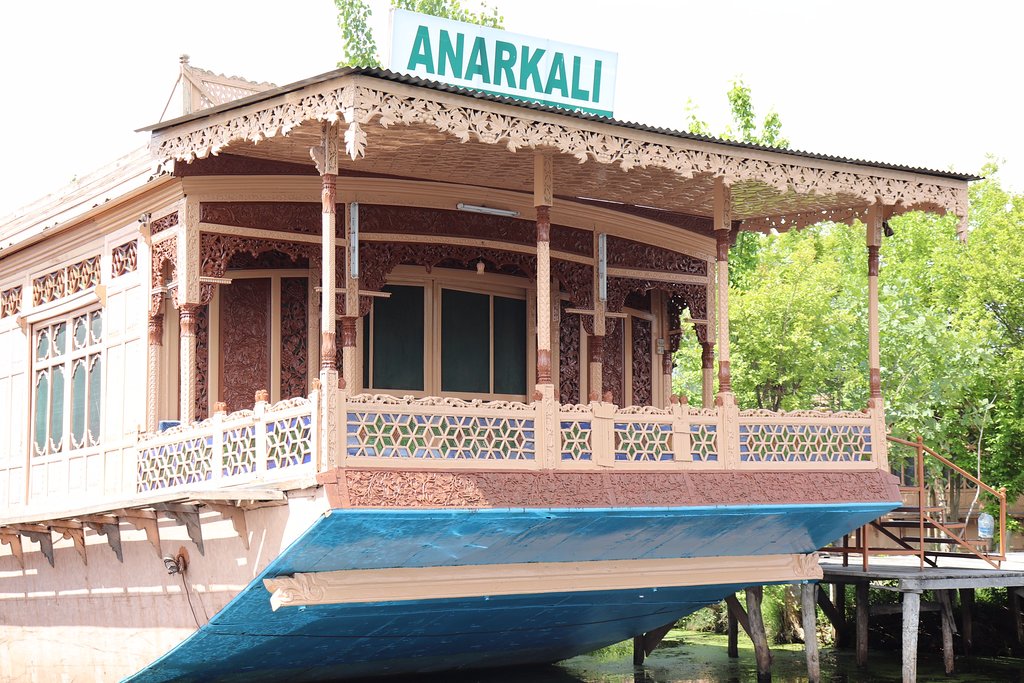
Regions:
[[30, 305, 105, 461]]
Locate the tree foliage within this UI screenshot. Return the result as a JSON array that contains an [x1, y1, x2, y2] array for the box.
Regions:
[[335, 0, 504, 67]]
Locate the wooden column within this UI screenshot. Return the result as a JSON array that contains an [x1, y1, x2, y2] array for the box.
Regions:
[[534, 154, 553, 389], [147, 313, 164, 431], [178, 199, 200, 423], [713, 179, 733, 400], [902, 591, 921, 683], [938, 589, 956, 675], [312, 122, 340, 468], [727, 606, 739, 658], [589, 233, 606, 402], [801, 583, 820, 683], [701, 341, 715, 408], [341, 203, 358, 391], [866, 203, 883, 408], [856, 582, 870, 667], [660, 292, 674, 406], [746, 586, 773, 683], [960, 587, 974, 656]]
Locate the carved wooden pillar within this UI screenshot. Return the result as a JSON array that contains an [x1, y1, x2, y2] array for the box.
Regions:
[[341, 201, 359, 392], [178, 198, 201, 423], [313, 122, 341, 470], [701, 341, 715, 408], [534, 154, 553, 389], [589, 231, 607, 403], [713, 177, 734, 401], [866, 203, 883, 407], [147, 312, 163, 432]]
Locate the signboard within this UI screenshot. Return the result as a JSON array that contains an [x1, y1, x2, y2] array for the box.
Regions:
[[389, 9, 617, 118]]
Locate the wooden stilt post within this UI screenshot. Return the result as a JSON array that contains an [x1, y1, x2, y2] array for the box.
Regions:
[[902, 591, 921, 683], [938, 589, 956, 674], [1012, 587, 1024, 647], [835, 583, 848, 647], [960, 587, 974, 656], [801, 583, 820, 683], [816, 585, 846, 649], [632, 635, 645, 666], [855, 582, 869, 668], [727, 606, 739, 658], [745, 586, 773, 683]]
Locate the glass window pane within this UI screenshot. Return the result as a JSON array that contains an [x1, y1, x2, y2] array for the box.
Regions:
[[371, 285, 424, 391], [36, 330, 49, 360], [53, 323, 66, 355], [90, 311, 103, 343], [441, 289, 489, 394], [88, 356, 102, 444], [493, 296, 527, 395], [73, 317, 87, 350], [33, 372, 49, 455], [50, 365, 64, 451], [71, 361, 86, 447]]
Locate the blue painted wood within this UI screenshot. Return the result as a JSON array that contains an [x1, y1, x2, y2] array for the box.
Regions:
[[127, 501, 896, 682]]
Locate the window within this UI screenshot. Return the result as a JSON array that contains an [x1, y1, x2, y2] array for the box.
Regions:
[[33, 310, 102, 456], [361, 273, 529, 398]]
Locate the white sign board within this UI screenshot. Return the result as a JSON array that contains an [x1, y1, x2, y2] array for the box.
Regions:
[[389, 9, 617, 118]]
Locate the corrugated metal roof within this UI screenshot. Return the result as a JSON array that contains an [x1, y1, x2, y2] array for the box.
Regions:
[[140, 67, 980, 182]]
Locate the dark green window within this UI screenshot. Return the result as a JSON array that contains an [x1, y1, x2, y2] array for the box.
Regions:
[[363, 285, 424, 391], [441, 288, 527, 396]]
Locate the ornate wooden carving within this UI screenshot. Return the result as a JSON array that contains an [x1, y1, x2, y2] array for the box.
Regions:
[[152, 236, 177, 313], [195, 304, 209, 420], [559, 301, 581, 405], [608, 235, 707, 276], [631, 317, 653, 406], [572, 199, 715, 235], [361, 205, 592, 256], [219, 279, 271, 413], [32, 256, 101, 306], [359, 242, 535, 316], [150, 212, 178, 235], [200, 233, 318, 305], [148, 313, 164, 346], [607, 278, 706, 319], [552, 259, 594, 333], [604, 318, 624, 406], [281, 278, 308, 399], [175, 154, 318, 177], [111, 240, 138, 278], [201, 202, 322, 236], [0, 286, 22, 318]]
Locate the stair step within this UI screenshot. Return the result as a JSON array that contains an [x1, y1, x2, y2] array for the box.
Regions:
[[880, 520, 967, 529], [900, 537, 965, 545]]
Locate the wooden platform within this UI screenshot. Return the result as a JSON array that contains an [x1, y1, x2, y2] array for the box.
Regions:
[[820, 554, 1024, 590]]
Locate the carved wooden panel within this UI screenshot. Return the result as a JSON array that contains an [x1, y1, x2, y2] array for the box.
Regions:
[[604, 318, 624, 406], [111, 240, 138, 277], [201, 202, 321, 235], [32, 256, 101, 306], [631, 317, 653, 406], [219, 279, 271, 413], [0, 286, 22, 318], [559, 300, 581, 405], [150, 212, 178, 235], [196, 305, 209, 420], [361, 205, 592, 256], [281, 278, 308, 399], [608, 235, 707, 276], [176, 154, 318, 176]]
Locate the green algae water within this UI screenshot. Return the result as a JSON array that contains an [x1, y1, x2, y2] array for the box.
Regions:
[[364, 630, 1024, 682]]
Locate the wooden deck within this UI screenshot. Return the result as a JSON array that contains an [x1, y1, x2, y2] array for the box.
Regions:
[[820, 554, 1024, 590]]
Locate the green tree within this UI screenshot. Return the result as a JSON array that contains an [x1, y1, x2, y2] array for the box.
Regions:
[[336, 0, 504, 67]]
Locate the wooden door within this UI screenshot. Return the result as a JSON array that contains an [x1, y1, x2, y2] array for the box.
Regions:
[[219, 278, 271, 412]]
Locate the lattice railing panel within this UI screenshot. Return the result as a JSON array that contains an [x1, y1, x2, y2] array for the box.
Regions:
[[346, 400, 536, 461], [739, 422, 872, 462], [560, 419, 593, 461], [137, 436, 213, 491], [223, 424, 257, 476], [690, 421, 719, 462], [613, 421, 673, 462], [267, 413, 314, 469]]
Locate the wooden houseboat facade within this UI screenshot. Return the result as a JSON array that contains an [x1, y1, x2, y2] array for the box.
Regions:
[[0, 62, 972, 681]]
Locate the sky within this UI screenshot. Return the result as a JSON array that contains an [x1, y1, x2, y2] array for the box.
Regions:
[[0, 0, 1020, 218]]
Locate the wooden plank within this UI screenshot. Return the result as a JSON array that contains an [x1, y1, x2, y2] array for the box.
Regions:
[[725, 593, 751, 636], [801, 583, 820, 683], [902, 591, 921, 683], [870, 601, 938, 616], [856, 582, 869, 668], [727, 607, 739, 658]]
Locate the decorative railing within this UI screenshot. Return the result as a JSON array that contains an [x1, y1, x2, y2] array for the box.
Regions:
[[136, 392, 319, 492], [339, 392, 883, 471]]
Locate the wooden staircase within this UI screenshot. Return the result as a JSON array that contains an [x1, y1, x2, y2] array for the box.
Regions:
[[829, 435, 1007, 570]]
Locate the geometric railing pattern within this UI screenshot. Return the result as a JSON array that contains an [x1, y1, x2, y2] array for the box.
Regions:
[[739, 416, 872, 463], [346, 396, 535, 460], [690, 421, 719, 462], [613, 421, 672, 461], [136, 394, 317, 492], [560, 419, 593, 461]]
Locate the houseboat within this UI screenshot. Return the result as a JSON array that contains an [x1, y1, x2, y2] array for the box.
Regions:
[[0, 47, 972, 681]]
